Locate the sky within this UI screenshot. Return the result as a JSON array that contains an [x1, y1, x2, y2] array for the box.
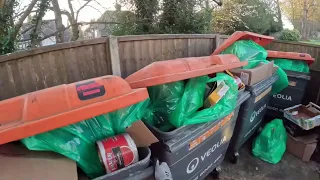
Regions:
[[44, 0, 117, 25], [19, 0, 294, 30], [283, 15, 294, 30], [19, 0, 117, 25]]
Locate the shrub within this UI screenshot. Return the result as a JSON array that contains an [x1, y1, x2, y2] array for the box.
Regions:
[[279, 29, 301, 41]]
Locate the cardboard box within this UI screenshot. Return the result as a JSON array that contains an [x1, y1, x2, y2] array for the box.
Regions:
[[0, 143, 78, 180], [203, 80, 229, 108], [230, 61, 276, 86], [125, 120, 159, 147], [284, 119, 315, 137], [284, 102, 320, 131], [286, 133, 318, 162]]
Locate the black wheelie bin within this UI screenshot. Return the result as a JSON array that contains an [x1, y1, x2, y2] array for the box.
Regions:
[[125, 54, 250, 179], [266, 50, 315, 119], [212, 31, 280, 164], [228, 74, 278, 163]]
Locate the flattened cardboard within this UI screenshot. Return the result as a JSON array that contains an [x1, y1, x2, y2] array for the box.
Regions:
[[230, 62, 275, 86], [286, 133, 318, 162], [0, 143, 78, 180], [126, 120, 159, 147]]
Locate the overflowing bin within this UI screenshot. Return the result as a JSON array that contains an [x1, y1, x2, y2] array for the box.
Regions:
[[151, 90, 250, 180], [212, 31, 274, 56], [125, 54, 249, 179], [266, 50, 315, 119], [228, 74, 278, 163], [212, 31, 281, 164], [0, 75, 160, 179], [0, 75, 149, 145]]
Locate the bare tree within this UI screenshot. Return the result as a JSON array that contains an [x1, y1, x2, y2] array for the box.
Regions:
[[49, 0, 97, 41], [13, 0, 38, 40], [18, 21, 123, 43], [30, 0, 51, 47], [52, 0, 64, 43], [65, 0, 94, 41], [301, 0, 308, 40], [301, 0, 316, 39]]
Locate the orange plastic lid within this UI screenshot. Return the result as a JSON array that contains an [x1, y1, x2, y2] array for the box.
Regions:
[[213, 31, 274, 55], [125, 54, 247, 88], [0, 76, 148, 145], [267, 50, 315, 65]]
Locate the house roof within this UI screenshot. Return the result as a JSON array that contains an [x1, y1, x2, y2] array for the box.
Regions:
[[20, 20, 72, 42]]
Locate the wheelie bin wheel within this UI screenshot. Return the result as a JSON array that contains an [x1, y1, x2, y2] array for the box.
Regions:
[[231, 152, 239, 164], [210, 166, 221, 179]]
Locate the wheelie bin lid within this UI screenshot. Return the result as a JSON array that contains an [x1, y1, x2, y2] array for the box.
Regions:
[[267, 50, 315, 65], [212, 31, 274, 55], [0, 75, 149, 145], [125, 54, 247, 88]]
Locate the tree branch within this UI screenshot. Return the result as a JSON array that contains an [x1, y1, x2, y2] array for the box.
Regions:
[[52, 0, 65, 43], [19, 25, 72, 42], [87, 5, 103, 15], [93, 0, 107, 10], [20, 19, 56, 35], [67, 0, 75, 20], [79, 21, 122, 25], [18, 21, 123, 42], [76, 0, 93, 21], [13, 0, 39, 39], [20, 25, 35, 34], [49, 6, 73, 22], [212, 0, 222, 6], [13, 10, 37, 19]]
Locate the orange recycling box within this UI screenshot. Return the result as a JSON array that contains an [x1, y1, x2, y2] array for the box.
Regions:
[[213, 31, 274, 55], [125, 54, 247, 88], [267, 50, 315, 65], [0, 76, 149, 145]]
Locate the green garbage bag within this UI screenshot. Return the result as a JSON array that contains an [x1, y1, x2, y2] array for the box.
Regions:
[[142, 81, 185, 131], [220, 39, 288, 94], [252, 119, 287, 164], [220, 40, 268, 61], [243, 60, 289, 94], [143, 73, 238, 128], [170, 73, 238, 127], [21, 99, 149, 178], [271, 58, 310, 73]]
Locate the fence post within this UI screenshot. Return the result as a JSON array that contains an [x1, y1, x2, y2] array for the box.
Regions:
[[215, 34, 221, 48], [108, 36, 122, 76]]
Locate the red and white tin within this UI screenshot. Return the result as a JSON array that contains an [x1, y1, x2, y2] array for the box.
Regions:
[[233, 76, 244, 89], [97, 133, 139, 173]]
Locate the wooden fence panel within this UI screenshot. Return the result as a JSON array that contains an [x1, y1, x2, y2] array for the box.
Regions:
[[0, 38, 112, 100], [216, 35, 229, 47], [118, 34, 217, 77]]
